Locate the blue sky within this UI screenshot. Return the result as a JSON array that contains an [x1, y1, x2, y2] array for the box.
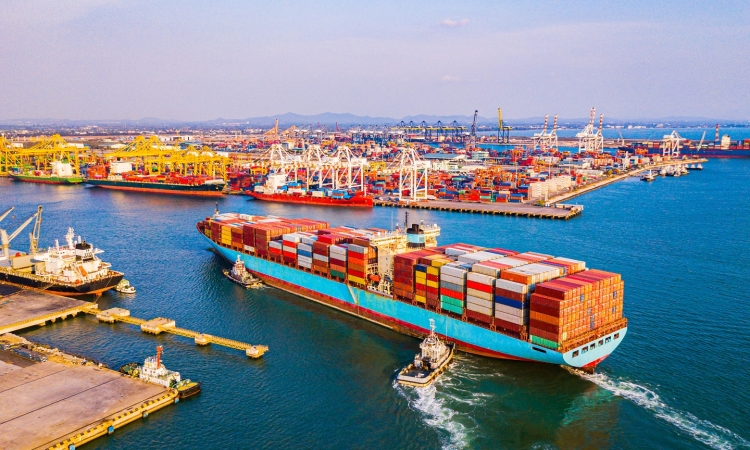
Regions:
[[1, 0, 748, 121]]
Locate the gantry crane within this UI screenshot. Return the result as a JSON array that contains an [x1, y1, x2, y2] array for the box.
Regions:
[[1, 206, 42, 259]]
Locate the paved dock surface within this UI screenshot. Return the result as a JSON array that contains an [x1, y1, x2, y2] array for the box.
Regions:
[[0, 287, 94, 334], [0, 361, 169, 450], [374, 199, 580, 219]]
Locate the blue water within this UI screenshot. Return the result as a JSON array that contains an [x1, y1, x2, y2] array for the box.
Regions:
[[3, 160, 749, 449], [481, 127, 750, 141]]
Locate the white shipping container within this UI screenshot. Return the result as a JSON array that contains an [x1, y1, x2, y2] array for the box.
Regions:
[[243, 245, 255, 253], [440, 274, 466, 286], [494, 257, 529, 268], [466, 295, 493, 308], [269, 241, 282, 250], [330, 245, 347, 255], [297, 255, 312, 263], [282, 245, 297, 253], [494, 303, 528, 317], [348, 244, 368, 254], [467, 272, 495, 285], [313, 254, 328, 262], [441, 266, 467, 279], [466, 288, 493, 301], [495, 310, 527, 325], [445, 248, 470, 257], [298, 243, 312, 252], [471, 263, 502, 278], [299, 262, 312, 269], [282, 233, 302, 243], [495, 279, 529, 294], [301, 236, 318, 246], [466, 302, 492, 316]]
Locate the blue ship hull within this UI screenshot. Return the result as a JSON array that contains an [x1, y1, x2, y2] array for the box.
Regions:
[[205, 236, 626, 369]]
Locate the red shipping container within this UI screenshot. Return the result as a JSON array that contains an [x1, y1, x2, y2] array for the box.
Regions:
[[348, 268, 365, 279], [467, 309, 491, 324], [495, 318, 523, 333], [440, 287, 464, 300], [467, 280, 493, 294], [426, 286, 439, 295]]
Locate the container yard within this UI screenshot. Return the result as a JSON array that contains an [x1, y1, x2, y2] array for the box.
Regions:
[[0, 113, 711, 217], [198, 211, 628, 370]]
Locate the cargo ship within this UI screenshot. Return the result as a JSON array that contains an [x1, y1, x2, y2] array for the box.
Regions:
[[0, 206, 123, 296], [86, 162, 225, 197], [10, 161, 83, 184], [246, 174, 373, 208], [197, 212, 628, 371]]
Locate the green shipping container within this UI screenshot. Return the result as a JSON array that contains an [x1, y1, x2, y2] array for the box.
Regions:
[[441, 302, 464, 315], [330, 270, 346, 279], [530, 335, 559, 350], [440, 295, 464, 308]]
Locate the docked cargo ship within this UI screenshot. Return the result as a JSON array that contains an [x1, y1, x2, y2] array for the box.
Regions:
[[0, 206, 123, 296], [86, 162, 225, 197], [246, 174, 373, 208], [197, 212, 628, 370], [10, 161, 83, 184]]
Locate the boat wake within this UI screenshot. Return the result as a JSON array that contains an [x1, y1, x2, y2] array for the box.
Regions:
[[395, 357, 496, 450], [567, 368, 750, 450]]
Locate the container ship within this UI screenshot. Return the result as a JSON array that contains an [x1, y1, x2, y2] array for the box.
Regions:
[[0, 207, 123, 296], [197, 212, 627, 370], [10, 161, 83, 185], [86, 162, 225, 197], [246, 174, 373, 208]]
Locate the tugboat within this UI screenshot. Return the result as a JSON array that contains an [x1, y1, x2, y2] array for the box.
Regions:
[[114, 279, 136, 294], [396, 319, 455, 388], [223, 255, 262, 288], [120, 346, 202, 399], [640, 170, 655, 182], [0, 206, 124, 296]]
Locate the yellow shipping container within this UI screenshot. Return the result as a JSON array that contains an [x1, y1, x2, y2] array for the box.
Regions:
[[426, 280, 439, 289], [415, 295, 426, 303], [348, 275, 366, 285], [415, 272, 427, 281]]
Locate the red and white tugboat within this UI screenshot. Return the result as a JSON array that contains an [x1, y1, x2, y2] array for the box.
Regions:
[[223, 255, 263, 288]]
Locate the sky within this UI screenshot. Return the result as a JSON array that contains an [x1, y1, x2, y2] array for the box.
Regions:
[[1, 0, 749, 122]]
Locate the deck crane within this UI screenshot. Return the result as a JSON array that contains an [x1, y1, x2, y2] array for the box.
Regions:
[[576, 107, 604, 154], [0, 207, 13, 224], [697, 130, 707, 151], [1, 206, 42, 260]]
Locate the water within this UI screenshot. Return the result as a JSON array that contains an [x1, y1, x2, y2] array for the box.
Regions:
[[3, 160, 749, 449]]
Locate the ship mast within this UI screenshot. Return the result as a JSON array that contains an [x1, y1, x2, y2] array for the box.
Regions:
[[156, 345, 163, 368]]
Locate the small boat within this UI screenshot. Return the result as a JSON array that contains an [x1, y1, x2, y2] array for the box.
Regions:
[[121, 346, 202, 399], [396, 319, 455, 388], [687, 163, 704, 171], [640, 171, 655, 182], [658, 168, 667, 176], [223, 255, 263, 288], [680, 165, 689, 175], [114, 279, 136, 294]]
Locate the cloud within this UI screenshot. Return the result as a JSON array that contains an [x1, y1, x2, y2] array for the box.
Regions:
[[441, 75, 460, 82], [440, 18, 469, 27]]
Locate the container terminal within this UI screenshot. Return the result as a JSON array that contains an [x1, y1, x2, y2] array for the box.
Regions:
[[0, 108, 712, 217], [199, 211, 628, 371]]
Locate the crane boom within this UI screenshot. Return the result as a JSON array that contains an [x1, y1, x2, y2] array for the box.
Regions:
[[1, 206, 42, 259], [0, 207, 13, 224]]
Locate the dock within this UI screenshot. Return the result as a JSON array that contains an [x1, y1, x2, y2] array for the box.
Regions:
[[0, 284, 268, 358], [0, 343, 177, 450], [374, 199, 582, 220], [548, 158, 708, 204], [92, 307, 268, 358], [0, 285, 96, 335]]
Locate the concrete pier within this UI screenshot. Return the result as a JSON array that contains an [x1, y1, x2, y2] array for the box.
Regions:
[[0, 359, 176, 450], [0, 286, 97, 335], [374, 199, 582, 220]]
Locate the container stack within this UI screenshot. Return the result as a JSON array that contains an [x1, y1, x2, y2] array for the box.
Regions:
[[312, 241, 330, 275], [494, 279, 530, 334], [529, 269, 624, 350], [414, 264, 427, 304], [297, 235, 316, 270], [230, 225, 243, 249], [347, 243, 368, 286], [440, 263, 468, 315], [282, 233, 301, 265], [329, 244, 348, 280], [466, 271, 495, 323], [393, 250, 438, 301]]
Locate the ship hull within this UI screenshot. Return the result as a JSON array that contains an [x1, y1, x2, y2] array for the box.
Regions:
[[205, 236, 626, 369], [86, 179, 224, 197], [0, 270, 124, 296], [10, 174, 83, 185], [245, 191, 373, 208], [680, 150, 750, 158]]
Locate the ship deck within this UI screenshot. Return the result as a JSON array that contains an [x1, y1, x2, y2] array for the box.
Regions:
[[0, 360, 175, 450]]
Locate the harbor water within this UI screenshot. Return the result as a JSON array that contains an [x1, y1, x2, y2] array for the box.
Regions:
[[3, 159, 749, 449]]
